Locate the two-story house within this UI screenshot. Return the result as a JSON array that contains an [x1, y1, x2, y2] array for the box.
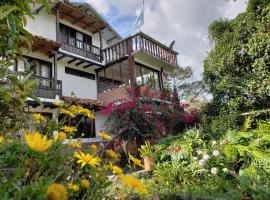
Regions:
[[18, 0, 178, 143]]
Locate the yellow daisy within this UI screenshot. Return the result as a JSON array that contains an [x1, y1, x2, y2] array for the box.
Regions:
[[24, 132, 53, 153], [68, 141, 81, 149], [54, 132, 67, 141], [47, 183, 68, 200], [81, 179, 90, 188], [119, 175, 149, 194], [67, 183, 79, 191], [89, 144, 97, 153], [61, 126, 77, 133], [98, 132, 112, 140], [32, 113, 46, 121], [74, 151, 101, 168], [61, 108, 76, 118], [111, 165, 123, 175], [129, 155, 144, 168], [105, 149, 119, 161]]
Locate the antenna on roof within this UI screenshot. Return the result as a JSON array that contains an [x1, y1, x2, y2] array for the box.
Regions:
[[169, 40, 175, 50]]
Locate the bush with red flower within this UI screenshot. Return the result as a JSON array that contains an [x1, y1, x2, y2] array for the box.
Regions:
[[100, 95, 203, 147]]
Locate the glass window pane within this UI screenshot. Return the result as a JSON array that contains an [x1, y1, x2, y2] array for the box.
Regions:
[[136, 65, 142, 85]]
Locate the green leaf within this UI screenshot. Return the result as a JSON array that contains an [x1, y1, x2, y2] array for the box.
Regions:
[[7, 14, 16, 33], [0, 6, 17, 21]]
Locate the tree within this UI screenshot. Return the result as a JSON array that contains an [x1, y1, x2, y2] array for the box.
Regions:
[[164, 65, 206, 100], [0, 0, 48, 133], [204, 0, 270, 113]]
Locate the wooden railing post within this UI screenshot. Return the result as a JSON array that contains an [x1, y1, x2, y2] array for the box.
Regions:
[[127, 38, 136, 97]]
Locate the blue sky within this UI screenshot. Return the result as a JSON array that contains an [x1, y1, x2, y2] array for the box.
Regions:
[[83, 0, 247, 79]]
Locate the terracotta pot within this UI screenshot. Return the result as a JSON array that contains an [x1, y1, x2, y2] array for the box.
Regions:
[[143, 156, 155, 171]]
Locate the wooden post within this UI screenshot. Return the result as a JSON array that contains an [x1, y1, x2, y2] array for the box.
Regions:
[[53, 54, 58, 98], [128, 38, 136, 97], [56, 8, 60, 42], [160, 68, 164, 91], [99, 30, 103, 62]]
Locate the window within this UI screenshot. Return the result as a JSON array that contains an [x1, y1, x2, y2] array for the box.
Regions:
[[59, 114, 96, 138], [26, 57, 53, 88], [27, 57, 52, 78], [136, 64, 161, 91], [65, 67, 95, 80], [60, 24, 92, 49]]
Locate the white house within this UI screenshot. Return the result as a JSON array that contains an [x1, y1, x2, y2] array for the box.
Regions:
[[18, 0, 178, 143]]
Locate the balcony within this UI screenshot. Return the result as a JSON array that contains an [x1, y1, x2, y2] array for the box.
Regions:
[[59, 34, 102, 63], [30, 76, 62, 99], [102, 32, 178, 67]]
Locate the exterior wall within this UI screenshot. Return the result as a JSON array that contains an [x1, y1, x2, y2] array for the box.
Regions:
[[57, 58, 97, 99], [95, 111, 108, 133], [25, 9, 56, 41]]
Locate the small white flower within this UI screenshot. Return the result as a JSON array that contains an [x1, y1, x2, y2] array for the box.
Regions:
[[196, 149, 203, 155], [212, 150, 220, 157], [203, 154, 210, 160], [222, 168, 229, 173], [211, 167, 219, 175], [193, 157, 198, 160], [198, 159, 206, 166], [211, 141, 217, 146]]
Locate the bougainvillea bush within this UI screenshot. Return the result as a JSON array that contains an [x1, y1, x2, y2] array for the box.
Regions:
[[101, 96, 201, 148]]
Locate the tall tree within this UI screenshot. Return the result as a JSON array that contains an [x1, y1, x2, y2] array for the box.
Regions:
[[204, 0, 270, 113]]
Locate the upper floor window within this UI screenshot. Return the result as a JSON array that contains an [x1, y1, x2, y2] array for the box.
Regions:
[[59, 24, 92, 49]]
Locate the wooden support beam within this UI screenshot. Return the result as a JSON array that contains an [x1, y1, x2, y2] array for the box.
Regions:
[[36, 5, 45, 14], [83, 63, 93, 68], [68, 58, 76, 64], [57, 55, 65, 61], [75, 61, 84, 66]]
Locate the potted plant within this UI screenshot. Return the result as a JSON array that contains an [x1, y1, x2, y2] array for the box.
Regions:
[[138, 141, 156, 171]]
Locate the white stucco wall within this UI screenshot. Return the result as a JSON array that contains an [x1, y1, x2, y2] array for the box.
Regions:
[[95, 111, 108, 133], [57, 58, 97, 100], [25, 9, 56, 41]]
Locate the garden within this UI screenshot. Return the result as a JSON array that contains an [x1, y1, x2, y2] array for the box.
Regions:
[[0, 0, 270, 199]]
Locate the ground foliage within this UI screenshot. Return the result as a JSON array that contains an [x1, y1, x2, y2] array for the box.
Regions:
[[144, 119, 270, 199]]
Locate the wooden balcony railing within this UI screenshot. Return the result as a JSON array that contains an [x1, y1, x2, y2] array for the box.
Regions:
[[29, 75, 62, 99], [102, 32, 178, 66], [59, 34, 101, 62]]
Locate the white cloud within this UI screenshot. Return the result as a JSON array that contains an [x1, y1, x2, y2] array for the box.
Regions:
[[86, 0, 247, 80]]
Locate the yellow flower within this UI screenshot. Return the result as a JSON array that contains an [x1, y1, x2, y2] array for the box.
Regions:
[[81, 179, 90, 188], [89, 144, 97, 153], [47, 183, 68, 200], [61, 108, 76, 118], [68, 141, 81, 149], [111, 165, 123, 175], [69, 105, 95, 119], [105, 149, 119, 161], [68, 183, 79, 191], [54, 132, 67, 141], [0, 136, 4, 144], [119, 175, 149, 194], [52, 102, 64, 107], [82, 108, 95, 119], [32, 113, 46, 121], [61, 126, 77, 133], [129, 155, 144, 168], [74, 151, 101, 168], [98, 132, 112, 140], [24, 132, 53, 153]]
